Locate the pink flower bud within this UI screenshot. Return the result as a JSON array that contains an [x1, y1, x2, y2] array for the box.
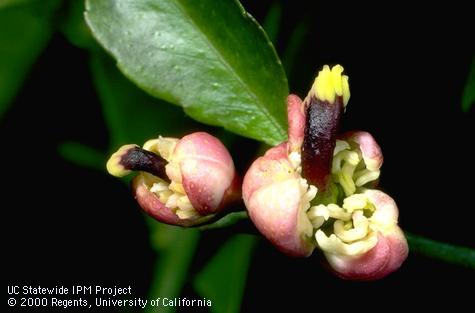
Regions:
[[107, 132, 240, 226], [242, 64, 407, 279], [243, 142, 315, 257]]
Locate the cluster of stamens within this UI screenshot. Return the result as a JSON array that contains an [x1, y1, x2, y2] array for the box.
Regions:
[[141, 137, 200, 219], [289, 139, 381, 256]]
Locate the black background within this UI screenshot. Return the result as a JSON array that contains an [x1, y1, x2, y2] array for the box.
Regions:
[[3, 1, 474, 312]]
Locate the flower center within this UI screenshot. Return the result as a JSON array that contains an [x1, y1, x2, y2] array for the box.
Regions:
[[332, 139, 381, 197], [309, 192, 378, 256], [142, 137, 200, 220], [292, 140, 382, 256]]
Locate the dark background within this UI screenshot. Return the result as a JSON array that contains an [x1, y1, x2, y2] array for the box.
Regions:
[[3, 1, 474, 312]]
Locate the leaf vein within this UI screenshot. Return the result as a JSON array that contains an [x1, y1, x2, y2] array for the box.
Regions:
[[171, 0, 284, 138]]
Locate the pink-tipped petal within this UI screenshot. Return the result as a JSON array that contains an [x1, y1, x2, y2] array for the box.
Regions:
[[364, 189, 399, 225], [385, 227, 409, 274], [365, 191, 408, 278], [248, 178, 313, 256], [287, 94, 305, 152], [325, 233, 391, 280], [325, 190, 408, 280], [173, 132, 239, 215], [242, 143, 289, 202], [339, 131, 383, 171], [243, 143, 314, 257]]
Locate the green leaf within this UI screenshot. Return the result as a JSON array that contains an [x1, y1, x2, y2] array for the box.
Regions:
[[58, 141, 105, 171], [0, 0, 60, 119], [58, 0, 96, 49], [462, 56, 475, 112], [90, 51, 201, 149], [0, 0, 31, 9], [85, 0, 288, 145], [194, 235, 256, 313]]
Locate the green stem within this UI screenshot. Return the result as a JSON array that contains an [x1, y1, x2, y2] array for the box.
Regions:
[[198, 211, 249, 231], [146, 224, 200, 313], [405, 232, 475, 269], [201, 215, 475, 269]]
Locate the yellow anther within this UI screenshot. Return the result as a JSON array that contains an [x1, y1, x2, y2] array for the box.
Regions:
[[312, 64, 350, 107]]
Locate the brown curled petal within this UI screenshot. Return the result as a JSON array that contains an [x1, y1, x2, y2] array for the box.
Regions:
[[132, 174, 209, 227], [243, 143, 315, 257], [339, 131, 383, 171], [287, 94, 305, 152], [172, 132, 240, 215]]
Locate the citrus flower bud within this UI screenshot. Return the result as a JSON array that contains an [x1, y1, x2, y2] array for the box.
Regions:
[[107, 132, 240, 226], [243, 65, 407, 279], [243, 142, 316, 256]]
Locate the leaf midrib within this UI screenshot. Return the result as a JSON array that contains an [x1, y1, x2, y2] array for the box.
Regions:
[[171, 0, 285, 139]]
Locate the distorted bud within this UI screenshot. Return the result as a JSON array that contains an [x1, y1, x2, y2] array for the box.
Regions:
[[107, 132, 240, 226], [243, 65, 407, 279]]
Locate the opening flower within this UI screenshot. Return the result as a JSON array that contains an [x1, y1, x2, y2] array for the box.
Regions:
[[243, 65, 408, 280], [107, 132, 240, 226]]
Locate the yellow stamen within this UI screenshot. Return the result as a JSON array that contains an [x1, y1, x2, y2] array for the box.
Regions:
[[312, 64, 350, 107]]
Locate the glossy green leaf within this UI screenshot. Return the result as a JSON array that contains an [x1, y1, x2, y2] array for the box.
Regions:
[[85, 0, 288, 145], [461, 56, 475, 112], [0, 0, 60, 118], [90, 52, 201, 149], [194, 235, 256, 313]]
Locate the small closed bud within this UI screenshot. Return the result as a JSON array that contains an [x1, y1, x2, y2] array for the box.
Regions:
[[107, 132, 240, 226]]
